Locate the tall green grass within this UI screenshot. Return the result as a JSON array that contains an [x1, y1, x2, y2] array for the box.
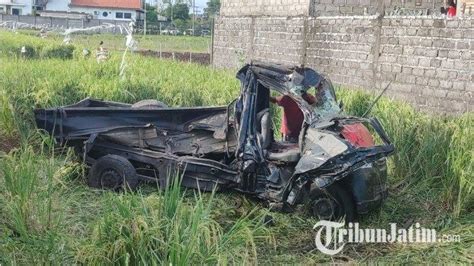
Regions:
[[0, 143, 269, 264], [0, 30, 472, 264], [16, 30, 212, 53], [338, 89, 473, 217], [77, 179, 269, 264], [0, 93, 17, 138], [0, 32, 74, 59], [0, 30, 471, 216], [0, 140, 74, 263]]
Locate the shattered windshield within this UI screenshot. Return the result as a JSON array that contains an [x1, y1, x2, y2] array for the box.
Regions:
[[238, 63, 342, 124], [287, 71, 341, 123], [312, 78, 341, 119]]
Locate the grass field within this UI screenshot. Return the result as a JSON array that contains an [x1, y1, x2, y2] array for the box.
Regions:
[[65, 34, 211, 53], [10, 30, 212, 53], [0, 30, 473, 264]]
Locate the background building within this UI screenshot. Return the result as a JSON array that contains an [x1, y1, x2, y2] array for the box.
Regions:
[[0, 0, 34, 15], [67, 0, 143, 21], [0, 0, 143, 21]]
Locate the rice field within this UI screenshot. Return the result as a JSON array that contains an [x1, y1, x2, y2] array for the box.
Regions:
[[0, 30, 472, 264], [13, 30, 212, 53]]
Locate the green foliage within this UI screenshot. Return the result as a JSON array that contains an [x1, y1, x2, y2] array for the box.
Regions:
[[77, 179, 268, 264], [40, 44, 75, 60], [0, 33, 75, 60], [145, 3, 159, 24], [0, 93, 17, 138], [338, 88, 473, 217], [173, 18, 190, 32], [0, 30, 472, 264], [204, 0, 221, 17], [161, 3, 190, 21], [18, 30, 211, 53], [0, 143, 76, 263]]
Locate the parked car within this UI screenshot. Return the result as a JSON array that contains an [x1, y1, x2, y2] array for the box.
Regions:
[[35, 62, 394, 221], [184, 29, 195, 36], [160, 28, 179, 35]]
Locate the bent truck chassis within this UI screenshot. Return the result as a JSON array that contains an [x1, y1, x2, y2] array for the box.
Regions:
[[35, 62, 394, 221]]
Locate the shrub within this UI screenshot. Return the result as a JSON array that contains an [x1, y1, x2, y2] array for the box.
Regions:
[[40, 45, 75, 60]]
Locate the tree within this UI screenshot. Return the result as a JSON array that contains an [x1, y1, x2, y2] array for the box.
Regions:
[[160, 2, 190, 21], [145, 3, 158, 24], [173, 18, 190, 32], [204, 0, 220, 18], [172, 3, 190, 20]]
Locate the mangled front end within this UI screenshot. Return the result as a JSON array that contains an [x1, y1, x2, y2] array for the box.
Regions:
[[292, 117, 394, 214]]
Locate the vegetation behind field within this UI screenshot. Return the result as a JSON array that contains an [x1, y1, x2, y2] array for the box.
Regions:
[[6, 30, 211, 53], [0, 30, 472, 264]]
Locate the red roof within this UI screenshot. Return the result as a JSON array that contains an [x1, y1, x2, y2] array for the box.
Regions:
[[70, 0, 142, 10]]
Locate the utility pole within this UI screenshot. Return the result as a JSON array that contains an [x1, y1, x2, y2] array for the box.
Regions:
[[170, 1, 173, 25], [456, 0, 462, 16], [192, 0, 196, 36], [143, 0, 147, 35]]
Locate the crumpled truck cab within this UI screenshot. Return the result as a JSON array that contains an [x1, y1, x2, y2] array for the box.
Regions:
[[35, 61, 394, 222]]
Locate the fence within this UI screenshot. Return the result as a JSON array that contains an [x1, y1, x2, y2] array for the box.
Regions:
[[0, 14, 134, 33], [0, 14, 213, 64]]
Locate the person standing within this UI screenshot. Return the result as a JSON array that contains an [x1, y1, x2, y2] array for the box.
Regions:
[[447, 0, 457, 17], [270, 93, 316, 142]]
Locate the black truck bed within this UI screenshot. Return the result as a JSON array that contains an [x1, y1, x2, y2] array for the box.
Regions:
[[34, 98, 229, 140]]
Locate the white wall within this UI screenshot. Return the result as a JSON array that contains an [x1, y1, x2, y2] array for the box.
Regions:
[[70, 7, 138, 20], [0, 0, 34, 15], [46, 0, 70, 12], [0, 1, 140, 19]]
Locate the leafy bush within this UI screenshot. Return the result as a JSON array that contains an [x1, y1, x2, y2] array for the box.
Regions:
[[0, 32, 74, 60], [40, 44, 75, 60]]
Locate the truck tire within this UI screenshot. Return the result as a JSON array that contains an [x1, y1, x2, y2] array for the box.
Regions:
[[87, 155, 139, 191], [308, 182, 355, 223], [131, 99, 168, 109]]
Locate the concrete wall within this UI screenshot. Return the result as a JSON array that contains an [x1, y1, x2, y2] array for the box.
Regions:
[[220, 0, 445, 17], [46, 0, 71, 12], [305, 17, 377, 89], [213, 17, 307, 67], [310, 0, 380, 16], [311, 0, 445, 16], [213, 15, 473, 114], [220, 0, 311, 16], [378, 17, 472, 113]]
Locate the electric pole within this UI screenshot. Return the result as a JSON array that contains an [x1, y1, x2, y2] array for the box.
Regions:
[[143, 0, 147, 35], [192, 0, 195, 36]]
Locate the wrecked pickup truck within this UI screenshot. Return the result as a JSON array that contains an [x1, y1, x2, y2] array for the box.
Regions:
[[35, 62, 394, 221]]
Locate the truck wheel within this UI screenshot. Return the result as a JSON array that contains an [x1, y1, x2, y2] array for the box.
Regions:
[[88, 155, 139, 191], [131, 99, 168, 109], [308, 182, 355, 222]]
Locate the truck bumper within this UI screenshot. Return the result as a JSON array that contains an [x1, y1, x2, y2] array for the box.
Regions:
[[348, 158, 389, 214]]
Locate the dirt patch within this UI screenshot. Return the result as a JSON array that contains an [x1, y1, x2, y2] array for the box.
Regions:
[[138, 50, 211, 65], [0, 134, 20, 154]]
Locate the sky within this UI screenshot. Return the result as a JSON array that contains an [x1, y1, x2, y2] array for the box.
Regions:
[[194, 0, 208, 9]]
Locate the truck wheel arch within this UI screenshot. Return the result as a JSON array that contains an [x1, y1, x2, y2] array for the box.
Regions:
[[87, 154, 140, 191]]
